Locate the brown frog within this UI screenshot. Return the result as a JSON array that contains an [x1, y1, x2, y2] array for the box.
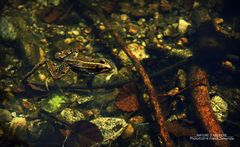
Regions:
[[46, 48, 116, 80]]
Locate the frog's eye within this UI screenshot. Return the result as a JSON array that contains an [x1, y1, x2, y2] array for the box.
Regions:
[[55, 52, 63, 59], [72, 52, 79, 57], [99, 59, 107, 64]]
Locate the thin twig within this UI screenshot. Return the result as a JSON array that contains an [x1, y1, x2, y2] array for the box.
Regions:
[[22, 59, 46, 81]]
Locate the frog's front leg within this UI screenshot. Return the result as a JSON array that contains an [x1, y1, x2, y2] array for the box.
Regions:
[[77, 69, 95, 89], [46, 60, 70, 80]]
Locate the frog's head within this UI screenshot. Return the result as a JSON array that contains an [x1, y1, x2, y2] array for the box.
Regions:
[[95, 58, 118, 81], [96, 58, 116, 73]]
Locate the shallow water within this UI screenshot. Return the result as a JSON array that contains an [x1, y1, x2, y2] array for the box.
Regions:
[[0, 0, 240, 146]]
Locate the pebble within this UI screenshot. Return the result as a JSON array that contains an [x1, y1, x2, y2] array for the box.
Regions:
[[99, 24, 106, 31], [121, 124, 134, 139], [211, 96, 228, 122], [129, 115, 144, 124], [58, 108, 85, 124], [127, 24, 139, 34], [38, 72, 46, 81], [179, 37, 189, 44], [178, 18, 191, 34], [84, 27, 92, 34], [64, 38, 73, 44], [106, 105, 116, 113], [120, 14, 128, 21], [0, 109, 13, 123], [72, 30, 80, 36], [9, 117, 27, 135], [0, 16, 17, 41], [214, 18, 224, 24], [222, 61, 234, 71], [137, 18, 146, 26]]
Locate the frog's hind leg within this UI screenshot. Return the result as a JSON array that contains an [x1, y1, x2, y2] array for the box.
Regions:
[[22, 59, 47, 82], [46, 60, 70, 80]]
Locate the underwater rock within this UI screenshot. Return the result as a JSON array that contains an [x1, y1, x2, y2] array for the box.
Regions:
[[129, 116, 145, 124], [41, 94, 67, 113], [58, 108, 85, 124], [91, 117, 128, 144], [83, 108, 101, 118], [120, 14, 128, 21], [222, 60, 235, 71], [0, 109, 13, 123], [178, 18, 191, 34], [211, 95, 228, 122], [163, 25, 177, 37], [0, 16, 18, 41], [9, 117, 27, 136], [176, 69, 187, 89], [127, 23, 139, 35], [19, 31, 41, 65], [166, 47, 193, 58], [121, 124, 134, 139]]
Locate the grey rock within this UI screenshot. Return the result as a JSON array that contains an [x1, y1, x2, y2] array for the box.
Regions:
[[91, 117, 127, 144], [0, 109, 13, 123], [0, 16, 17, 41], [58, 108, 85, 124]]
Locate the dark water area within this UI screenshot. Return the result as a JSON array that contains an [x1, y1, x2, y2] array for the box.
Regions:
[[0, 0, 240, 147]]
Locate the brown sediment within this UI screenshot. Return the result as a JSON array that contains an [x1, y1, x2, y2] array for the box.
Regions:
[[189, 65, 229, 147]]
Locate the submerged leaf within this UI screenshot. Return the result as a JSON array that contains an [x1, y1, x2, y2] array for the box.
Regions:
[[115, 83, 139, 112], [64, 120, 103, 147], [41, 94, 67, 113]]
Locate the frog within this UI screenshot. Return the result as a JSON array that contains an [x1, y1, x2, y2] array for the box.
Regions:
[[46, 48, 117, 85]]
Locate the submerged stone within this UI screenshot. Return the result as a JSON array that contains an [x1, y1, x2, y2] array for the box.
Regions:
[[0, 109, 13, 123], [58, 108, 85, 124], [0, 16, 17, 41], [211, 95, 228, 122], [9, 117, 27, 136], [91, 117, 127, 144]]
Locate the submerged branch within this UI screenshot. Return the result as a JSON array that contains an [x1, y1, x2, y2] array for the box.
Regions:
[[189, 65, 229, 147], [113, 33, 174, 146]]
